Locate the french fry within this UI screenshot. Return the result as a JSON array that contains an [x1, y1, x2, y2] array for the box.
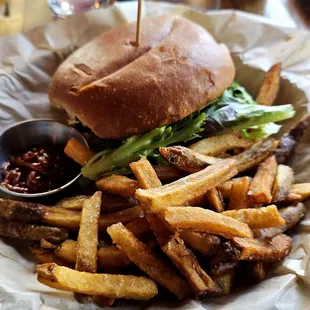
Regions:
[[144, 211, 172, 246], [249, 262, 266, 282], [256, 63, 281, 106], [211, 269, 235, 296], [129, 157, 173, 245], [164, 207, 253, 239], [40, 239, 57, 249], [228, 177, 251, 210], [56, 194, 136, 213], [135, 159, 238, 213], [96, 175, 139, 198], [162, 235, 215, 297], [180, 230, 221, 257], [0, 218, 68, 243], [232, 234, 292, 262], [233, 139, 277, 174], [285, 192, 302, 202], [55, 240, 131, 269], [210, 241, 240, 276], [247, 156, 278, 205], [55, 195, 89, 210], [159, 146, 220, 173], [206, 188, 225, 212], [253, 203, 306, 239], [276, 115, 310, 164], [189, 132, 252, 156], [76, 192, 101, 273], [64, 138, 94, 166], [217, 177, 252, 199], [75, 191, 102, 303], [107, 223, 190, 299], [153, 165, 185, 181], [37, 263, 158, 300], [125, 217, 151, 237], [289, 183, 310, 202], [93, 295, 115, 308], [0, 199, 143, 231], [30, 247, 73, 267], [130, 157, 216, 293], [130, 156, 162, 189], [222, 205, 285, 229], [272, 165, 294, 202]]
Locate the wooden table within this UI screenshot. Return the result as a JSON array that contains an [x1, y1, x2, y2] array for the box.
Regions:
[[221, 0, 310, 29]]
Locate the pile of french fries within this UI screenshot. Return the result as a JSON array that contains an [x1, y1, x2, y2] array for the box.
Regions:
[[0, 64, 309, 307]]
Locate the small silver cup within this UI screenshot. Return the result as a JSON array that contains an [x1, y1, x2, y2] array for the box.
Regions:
[[0, 119, 87, 198]]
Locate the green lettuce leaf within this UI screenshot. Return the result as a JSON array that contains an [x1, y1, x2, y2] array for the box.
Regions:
[[81, 82, 295, 180]]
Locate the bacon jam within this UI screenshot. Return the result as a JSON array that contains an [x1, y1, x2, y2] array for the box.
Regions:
[[1, 146, 79, 194]]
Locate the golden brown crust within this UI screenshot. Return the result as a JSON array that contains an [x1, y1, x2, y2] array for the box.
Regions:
[[49, 15, 235, 139]]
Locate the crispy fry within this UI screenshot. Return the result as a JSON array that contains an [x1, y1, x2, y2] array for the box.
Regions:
[[217, 177, 252, 199], [253, 203, 306, 239], [64, 138, 94, 166], [164, 207, 253, 239], [125, 217, 151, 237], [233, 139, 277, 173], [40, 239, 57, 249], [210, 241, 239, 276], [96, 175, 139, 198], [206, 188, 225, 212], [101, 194, 137, 213], [130, 157, 162, 189], [93, 295, 115, 308], [256, 63, 281, 106], [55, 196, 89, 210], [189, 132, 252, 156], [289, 183, 310, 202], [276, 115, 310, 164], [212, 270, 235, 296], [31, 247, 73, 267], [162, 235, 215, 297], [57, 194, 136, 213], [272, 165, 294, 202], [159, 146, 220, 173], [249, 262, 266, 282], [180, 230, 221, 257], [130, 157, 217, 288], [37, 263, 158, 300], [222, 205, 285, 229], [0, 218, 68, 243], [153, 165, 185, 181], [75, 192, 102, 303], [229, 177, 251, 210], [55, 240, 131, 269], [144, 211, 172, 246], [0, 199, 143, 231], [107, 223, 190, 299], [248, 156, 278, 204], [129, 158, 173, 245], [285, 192, 302, 202], [76, 192, 101, 273], [232, 234, 292, 262], [135, 159, 238, 213]]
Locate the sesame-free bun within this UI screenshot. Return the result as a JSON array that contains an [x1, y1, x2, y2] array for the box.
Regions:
[[49, 15, 235, 139]]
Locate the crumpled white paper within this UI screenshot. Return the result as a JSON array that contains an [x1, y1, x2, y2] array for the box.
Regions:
[[0, 2, 310, 310]]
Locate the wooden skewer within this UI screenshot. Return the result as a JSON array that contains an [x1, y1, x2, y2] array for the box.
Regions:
[[135, 0, 143, 46]]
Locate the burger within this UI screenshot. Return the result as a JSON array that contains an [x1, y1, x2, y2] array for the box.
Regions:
[[49, 15, 295, 180]]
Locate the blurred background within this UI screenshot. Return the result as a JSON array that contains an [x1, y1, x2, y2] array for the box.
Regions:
[[1, 0, 310, 36]]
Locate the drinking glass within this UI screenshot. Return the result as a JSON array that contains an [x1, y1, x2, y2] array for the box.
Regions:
[[47, 0, 115, 17]]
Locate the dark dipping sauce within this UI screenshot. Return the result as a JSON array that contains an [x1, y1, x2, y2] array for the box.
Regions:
[[1, 146, 80, 194]]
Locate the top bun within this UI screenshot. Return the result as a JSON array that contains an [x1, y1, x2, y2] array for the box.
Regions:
[[49, 15, 235, 139]]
